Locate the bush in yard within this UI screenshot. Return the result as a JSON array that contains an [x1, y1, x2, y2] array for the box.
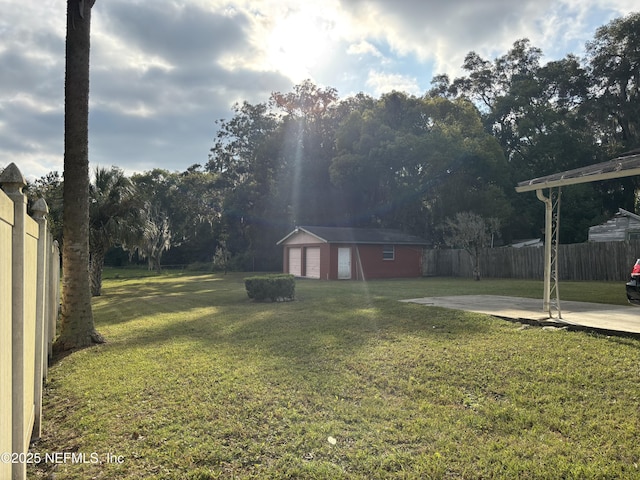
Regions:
[[244, 274, 295, 302]]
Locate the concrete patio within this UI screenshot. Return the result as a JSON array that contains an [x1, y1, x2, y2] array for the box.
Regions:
[[401, 295, 640, 336]]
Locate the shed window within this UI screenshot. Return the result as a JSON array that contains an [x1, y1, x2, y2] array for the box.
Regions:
[[628, 231, 640, 241], [383, 245, 395, 260]]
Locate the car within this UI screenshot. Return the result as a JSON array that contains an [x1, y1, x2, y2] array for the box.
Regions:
[[626, 259, 640, 306]]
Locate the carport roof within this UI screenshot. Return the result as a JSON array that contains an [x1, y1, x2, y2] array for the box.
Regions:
[[277, 226, 428, 245], [516, 148, 640, 192]]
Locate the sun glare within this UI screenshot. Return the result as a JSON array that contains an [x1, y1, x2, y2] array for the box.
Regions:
[[265, 10, 335, 81]]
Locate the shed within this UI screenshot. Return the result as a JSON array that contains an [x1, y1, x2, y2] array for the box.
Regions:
[[276, 226, 428, 280], [588, 208, 640, 242]]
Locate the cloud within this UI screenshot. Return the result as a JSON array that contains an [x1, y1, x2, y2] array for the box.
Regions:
[[347, 40, 384, 58], [1, 2, 64, 177], [95, 2, 251, 67], [339, 0, 635, 77], [344, 2, 513, 76], [0, 0, 637, 179], [365, 70, 420, 97]]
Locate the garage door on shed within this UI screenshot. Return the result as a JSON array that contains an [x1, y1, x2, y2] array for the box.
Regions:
[[288, 247, 302, 276], [305, 247, 320, 279]]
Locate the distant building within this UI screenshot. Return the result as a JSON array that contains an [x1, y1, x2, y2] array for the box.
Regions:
[[588, 208, 640, 242], [510, 238, 543, 248], [277, 226, 428, 280]]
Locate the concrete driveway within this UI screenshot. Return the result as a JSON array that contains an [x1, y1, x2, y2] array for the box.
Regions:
[[401, 295, 640, 335]]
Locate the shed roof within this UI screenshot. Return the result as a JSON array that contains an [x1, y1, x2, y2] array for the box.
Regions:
[[277, 226, 428, 246], [590, 208, 640, 228], [615, 208, 640, 223]]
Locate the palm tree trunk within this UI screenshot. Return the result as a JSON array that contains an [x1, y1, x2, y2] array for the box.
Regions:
[[89, 247, 105, 296], [56, 0, 104, 352]]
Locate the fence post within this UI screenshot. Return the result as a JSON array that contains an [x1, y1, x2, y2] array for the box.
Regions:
[[47, 241, 60, 363], [31, 198, 49, 441], [0, 171, 15, 480], [0, 163, 29, 480]]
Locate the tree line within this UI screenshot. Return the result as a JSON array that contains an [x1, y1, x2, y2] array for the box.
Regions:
[[17, 12, 640, 295]]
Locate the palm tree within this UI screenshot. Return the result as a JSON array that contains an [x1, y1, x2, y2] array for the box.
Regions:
[[89, 166, 139, 296], [127, 171, 179, 272], [127, 201, 173, 272], [56, 0, 104, 352]]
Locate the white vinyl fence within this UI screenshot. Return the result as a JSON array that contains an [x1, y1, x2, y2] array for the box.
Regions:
[[0, 163, 60, 480]]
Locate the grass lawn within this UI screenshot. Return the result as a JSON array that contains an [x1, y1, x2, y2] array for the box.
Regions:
[[31, 272, 640, 479]]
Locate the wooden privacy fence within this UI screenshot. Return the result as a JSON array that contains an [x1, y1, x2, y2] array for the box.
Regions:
[[423, 240, 640, 281], [1, 163, 60, 480]]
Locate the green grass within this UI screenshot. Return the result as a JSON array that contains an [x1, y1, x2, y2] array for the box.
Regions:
[[31, 272, 640, 479]]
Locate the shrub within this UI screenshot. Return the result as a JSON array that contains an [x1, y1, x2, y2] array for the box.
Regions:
[[244, 274, 295, 302]]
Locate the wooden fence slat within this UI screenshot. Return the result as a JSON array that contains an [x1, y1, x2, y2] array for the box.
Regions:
[[424, 241, 640, 281]]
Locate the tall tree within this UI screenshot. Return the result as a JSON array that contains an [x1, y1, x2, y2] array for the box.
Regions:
[[431, 39, 608, 242], [159, 166, 224, 266], [271, 80, 342, 226], [585, 13, 640, 214], [207, 101, 278, 187], [207, 82, 373, 270], [206, 101, 281, 255], [586, 12, 640, 153], [329, 93, 511, 240], [56, 0, 104, 352]]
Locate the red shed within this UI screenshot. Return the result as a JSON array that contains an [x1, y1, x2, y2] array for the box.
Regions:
[[277, 226, 428, 280]]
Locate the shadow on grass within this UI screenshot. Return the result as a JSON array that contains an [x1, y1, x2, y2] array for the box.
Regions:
[[92, 274, 248, 325], [88, 273, 515, 415], [93, 274, 495, 378], [89, 301, 496, 408]]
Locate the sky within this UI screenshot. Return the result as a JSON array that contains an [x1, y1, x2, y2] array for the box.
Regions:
[[0, 0, 638, 181]]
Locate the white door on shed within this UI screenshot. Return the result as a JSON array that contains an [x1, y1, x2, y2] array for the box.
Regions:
[[338, 247, 351, 279], [305, 247, 321, 279], [288, 247, 302, 276]]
